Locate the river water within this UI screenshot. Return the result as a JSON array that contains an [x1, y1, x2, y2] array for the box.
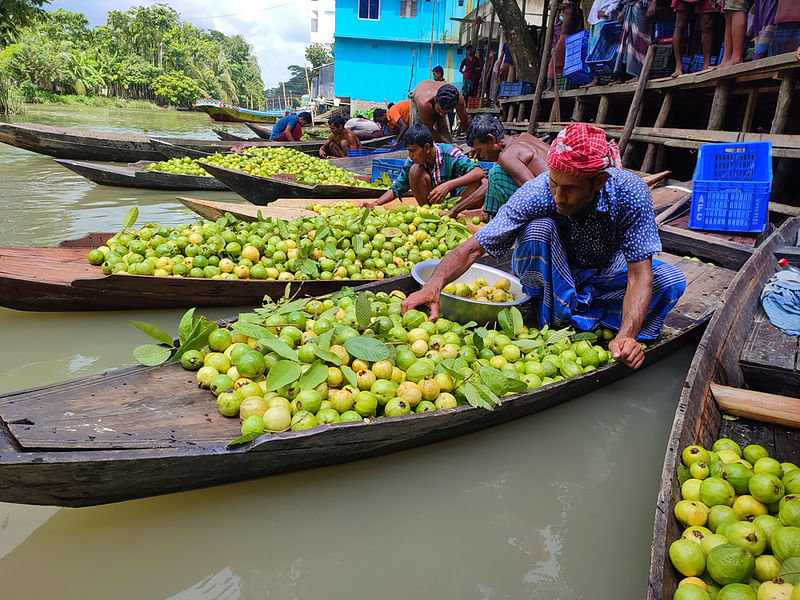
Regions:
[[0, 105, 691, 599]]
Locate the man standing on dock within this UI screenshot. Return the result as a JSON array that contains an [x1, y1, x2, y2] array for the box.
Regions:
[[408, 81, 471, 143], [360, 124, 485, 209], [269, 111, 312, 141], [402, 123, 687, 370], [446, 114, 550, 220]]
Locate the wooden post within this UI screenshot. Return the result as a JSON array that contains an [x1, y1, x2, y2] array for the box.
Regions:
[[770, 70, 796, 134], [571, 98, 586, 122], [742, 89, 758, 133], [641, 90, 673, 173], [618, 44, 656, 161], [527, 0, 559, 133], [595, 95, 609, 125], [708, 80, 730, 131], [478, 5, 496, 104]]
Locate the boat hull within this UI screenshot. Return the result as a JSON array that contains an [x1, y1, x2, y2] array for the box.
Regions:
[[55, 159, 229, 191]]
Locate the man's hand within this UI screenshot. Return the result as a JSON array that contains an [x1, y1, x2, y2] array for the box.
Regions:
[[609, 336, 645, 370], [319, 148, 327, 158], [360, 200, 376, 209], [646, 2, 656, 18], [428, 183, 451, 204], [401, 285, 443, 321]]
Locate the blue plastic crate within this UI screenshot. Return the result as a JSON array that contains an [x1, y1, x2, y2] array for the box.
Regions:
[[498, 81, 533, 97], [586, 22, 622, 77], [348, 142, 404, 157], [477, 161, 495, 174], [371, 158, 406, 183], [653, 20, 675, 41], [564, 31, 593, 85], [689, 142, 773, 233]]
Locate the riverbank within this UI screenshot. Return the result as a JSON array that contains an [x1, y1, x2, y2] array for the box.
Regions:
[[1, 90, 171, 116]]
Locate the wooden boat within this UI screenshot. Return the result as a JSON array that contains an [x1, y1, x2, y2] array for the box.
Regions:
[[199, 162, 388, 205], [54, 159, 229, 191], [647, 216, 800, 600], [193, 98, 283, 124], [0, 123, 394, 162], [0, 251, 735, 507], [212, 128, 252, 142], [245, 122, 272, 139], [0, 232, 404, 312]]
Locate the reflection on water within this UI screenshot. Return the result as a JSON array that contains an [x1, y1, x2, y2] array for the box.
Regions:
[[0, 104, 690, 599]]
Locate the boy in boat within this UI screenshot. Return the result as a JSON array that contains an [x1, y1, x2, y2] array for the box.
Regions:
[[401, 123, 687, 370], [446, 114, 550, 221], [408, 81, 471, 143], [319, 114, 363, 158], [386, 99, 411, 147], [360, 123, 485, 209], [269, 111, 312, 141]]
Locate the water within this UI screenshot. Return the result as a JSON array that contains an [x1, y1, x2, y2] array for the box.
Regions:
[[0, 105, 691, 599]]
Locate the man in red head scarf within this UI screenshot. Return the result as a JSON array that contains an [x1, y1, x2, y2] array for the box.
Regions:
[[402, 123, 686, 370]]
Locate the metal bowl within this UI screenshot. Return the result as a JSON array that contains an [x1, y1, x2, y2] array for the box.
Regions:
[[410, 259, 532, 324]]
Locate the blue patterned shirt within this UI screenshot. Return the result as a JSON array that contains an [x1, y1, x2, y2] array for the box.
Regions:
[[389, 143, 480, 198], [474, 169, 661, 268]]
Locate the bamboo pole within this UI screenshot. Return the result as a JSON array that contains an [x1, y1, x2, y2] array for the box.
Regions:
[[708, 80, 730, 131], [618, 44, 656, 162], [641, 90, 673, 173], [770, 70, 796, 134], [527, 0, 559, 134]]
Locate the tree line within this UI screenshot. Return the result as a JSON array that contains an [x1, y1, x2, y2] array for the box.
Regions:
[[0, 4, 268, 110]]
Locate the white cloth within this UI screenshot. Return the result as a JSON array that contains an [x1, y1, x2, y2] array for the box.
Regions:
[[588, 0, 620, 25], [345, 118, 381, 135]]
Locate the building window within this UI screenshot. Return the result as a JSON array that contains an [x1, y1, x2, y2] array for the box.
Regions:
[[400, 0, 416, 17], [311, 18, 318, 32], [358, 0, 379, 20]]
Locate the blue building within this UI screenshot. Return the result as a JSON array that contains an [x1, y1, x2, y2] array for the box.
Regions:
[[334, 0, 470, 103]]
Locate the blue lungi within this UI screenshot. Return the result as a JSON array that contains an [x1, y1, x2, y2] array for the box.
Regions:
[[511, 218, 686, 339]]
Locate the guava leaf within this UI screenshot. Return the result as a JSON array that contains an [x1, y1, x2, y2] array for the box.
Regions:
[[473, 381, 500, 406], [227, 431, 262, 448], [283, 282, 292, 299], [276, 298, 313, 315], [573, 332, 598, 343], [317, 329, 334, 351], [436, 359, 464, 382], [299, 361, 329, 391], [177, 308, 197, 344], [323, 239, 337, 259], [133, 343, 173, 366], [451, 321, 477, 336], [128, 320, 174, 345], [676, 464, 691, 486], [122, 206, 139, 229], [264, 360, 302, 391], [302, 258, 319, 278], [509, 307, 523, 336], [504, 376, 527, 393], [257, 209, 265, 221], [258, 338, 298, 361], [479, 366, 509, 396], [355, 294, 372, 330], [174, 321, 217, 360], [778, 558, 800, 585], [497, 309, 514, 339], [513, 339, 543, 351], [314, 346, 343, 365], [344, 336, 390, 362], [277, 219, 289, 239], [544, 327, 573, 346], [473, 327, 489, 351], [353, 235, 363, 255], [360, 207, 369, 226], [462, 382, 493, 410], [319, 225, 333, 241], [217, 215, 230, 230], [341, 365, 358, 387], [233, 321, 271, 340]]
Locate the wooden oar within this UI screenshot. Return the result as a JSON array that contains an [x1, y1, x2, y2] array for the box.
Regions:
[[711, 383, 800, 428]]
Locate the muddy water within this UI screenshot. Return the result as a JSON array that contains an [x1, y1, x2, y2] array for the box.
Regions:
[[0, 105, 690, 599]]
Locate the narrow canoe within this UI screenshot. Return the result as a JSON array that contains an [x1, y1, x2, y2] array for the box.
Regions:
[[0, 252, 734, 507], [0, 233, 401, 312], [54, 159, 229, 191], [199, 162, 387, 205], [245, 122, 272, 139], [212, 128, 252, 142], [193, 99, 282, 124], [647, 216, 800, 600], [0, 123, 394, 162]]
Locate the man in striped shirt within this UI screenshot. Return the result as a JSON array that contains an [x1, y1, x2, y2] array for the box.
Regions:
[[362, 124, 485, 208]]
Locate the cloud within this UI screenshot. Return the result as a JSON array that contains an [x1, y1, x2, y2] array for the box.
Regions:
[[46, 0, 311, 88]]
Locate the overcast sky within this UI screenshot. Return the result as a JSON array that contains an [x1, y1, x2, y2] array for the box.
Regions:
[[45, 0, 311, 88]]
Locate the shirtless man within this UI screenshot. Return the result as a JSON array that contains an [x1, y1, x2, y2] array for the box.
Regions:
[[447, 114, 549, 220], [319, 114, 362, 158], [409, 80, 471, 144]]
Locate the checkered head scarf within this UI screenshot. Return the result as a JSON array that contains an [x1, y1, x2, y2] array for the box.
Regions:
[[546, 123, 623, 177]]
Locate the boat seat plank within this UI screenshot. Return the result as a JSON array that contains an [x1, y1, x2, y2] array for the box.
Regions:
[[0, 247, 95, 284], [0, 363, 242, 450], [665, 214, 759, 247], [661, 260, 734, 329], [711, 383, 800, 427], [739, 310, 800, 396]]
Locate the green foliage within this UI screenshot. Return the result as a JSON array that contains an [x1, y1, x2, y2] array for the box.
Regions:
[[305, 43, 332, 68], [0, 0, 48, 49], [1, 4, 268, 107]]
